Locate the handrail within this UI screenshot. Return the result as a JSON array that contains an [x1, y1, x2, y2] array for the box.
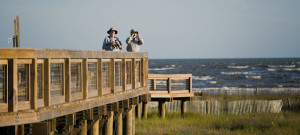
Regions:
[[148, 74, 192, 93]]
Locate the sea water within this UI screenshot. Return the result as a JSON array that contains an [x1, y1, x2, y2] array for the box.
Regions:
[[149, 58, 300, 88]]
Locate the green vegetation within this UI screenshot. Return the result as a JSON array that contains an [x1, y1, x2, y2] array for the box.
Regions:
[[136, 95, 300, 135], [136, 111, 300, 135]]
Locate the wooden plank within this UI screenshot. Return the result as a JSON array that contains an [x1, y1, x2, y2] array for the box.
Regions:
[[189, 76, 192, 93], [153, 79, 156, 90], [16, 16, 20, 48], [98, 58, 102, 96], [14, 19, 16, 48], [0, 87, 149, 127], [112, 102, 119, 112], [44, 58, 50, 106], [32, 122, 51, 135], [67, 113, 76, 126], [83, 59, 88, 99], [122, 99, 130, 109], [141, 94, 151, 103], [132, 58, 135, 90], [99, 105, 107, 116], [0, 49, 148, 59], [65, 58, 71, 102], [141, 58, 144, 87], [168, 78, 171, 94], [85, 109, 93, 120], [144, 58, 148, 87], [30, 58, 37, 110], [8, 59, 18, 112], [110, 58, 115, 94]]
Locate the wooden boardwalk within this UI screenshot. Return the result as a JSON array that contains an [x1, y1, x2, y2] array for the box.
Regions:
[[0, 48, 150, 135]]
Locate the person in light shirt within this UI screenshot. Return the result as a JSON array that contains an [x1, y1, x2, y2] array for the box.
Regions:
[[102, 27, 122, 51], [126, 29, 144, 52]]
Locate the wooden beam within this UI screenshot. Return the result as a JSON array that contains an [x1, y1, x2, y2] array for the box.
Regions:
[[181, 100, 187, 117], [112, 102, 119, 112], [92, 119, 99, 135], [67, 113, 76, 126], [44, 58, 50, 106], [116, 111, 122, 135], [13, 19, 16, 48], [82, 59, 88, 99], [110, 58, 115, 93], [105, 111, 113, 135], [189, 76, 192, 93], [80, 120, 87, 135], [65, 58, 71, 102], [141, 58, 144, 87], [32, 122, 51, 135], [100, 105, 107, 116], [159, 101, 166, 119], [16, 16, 20, 48], [132, 58, 135, 90], [144, 58, 148, 87], [132, 105, 136, 135], [136, 102, 142, 119], [142, 102, 148, 119], [98, 58, 102, 96], [85, 108, 94, 120], [30, 58, 37, 110], [126, 107, 132, 135], [168, 78, 171, 94], [123, 99, 130, 109], [122, 58, 126, 91], [8, 59, 18, 112]]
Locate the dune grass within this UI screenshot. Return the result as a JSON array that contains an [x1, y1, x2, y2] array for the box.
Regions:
[[136, 94, 300, 134], [136, 111, 300, 135]]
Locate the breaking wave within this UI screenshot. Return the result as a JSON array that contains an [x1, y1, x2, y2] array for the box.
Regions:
[[227, 66, 249, 69], [193, 76, 214, 81], [221, 72, 249, 75]]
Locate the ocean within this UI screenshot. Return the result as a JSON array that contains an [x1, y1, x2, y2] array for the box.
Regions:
[[148, 58, 300, 88]]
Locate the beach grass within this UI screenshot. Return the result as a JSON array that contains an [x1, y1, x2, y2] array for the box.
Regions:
[[136, 111, 300, 135]]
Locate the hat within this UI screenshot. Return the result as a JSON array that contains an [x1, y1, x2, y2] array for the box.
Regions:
[[107, 27, 118, 34], [130, 29, 138, 34]]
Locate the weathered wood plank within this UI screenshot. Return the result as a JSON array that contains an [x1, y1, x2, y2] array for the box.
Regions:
[[8, 59, 18, 112], [30, 58, 37, 110], [83, 59, 88, 99], [65, 58, 71, 102], [44, 58, 50, 106]]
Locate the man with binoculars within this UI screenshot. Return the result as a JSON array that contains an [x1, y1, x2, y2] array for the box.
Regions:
[[126, 29, 144, 52], [102, 27, 122, 51]]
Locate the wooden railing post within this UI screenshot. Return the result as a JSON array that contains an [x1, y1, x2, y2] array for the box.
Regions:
[[30, 58, 37, 109], [8, 59, 18, 112], [122, 58, 126, 91], [168, 77, 171, 93], [65, 58, 71, 102], [110, 58, 115, 93], [153, 79, 156, 90], [132, 58, 136, 90], [189, 76, 192, 93], [145, 58, 148, 87], [141, 58, 145, 87], [83, 59, 88, 99], [98, 58, 102, 96], [44, 58, 50, 106]]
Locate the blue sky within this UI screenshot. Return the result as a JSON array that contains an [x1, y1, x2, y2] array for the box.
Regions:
[[0, 0, 300, 58]]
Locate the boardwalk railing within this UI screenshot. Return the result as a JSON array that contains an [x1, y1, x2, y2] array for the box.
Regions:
[[148, 74, 193, 99], [0, 48, 149, 127], [147, 74, 193, 118]]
